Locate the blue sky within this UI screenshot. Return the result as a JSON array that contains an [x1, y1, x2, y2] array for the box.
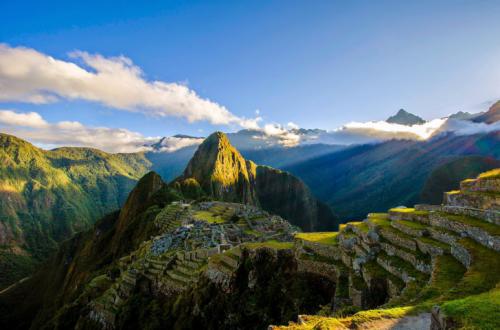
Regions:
[[1, 0, 500, 142]]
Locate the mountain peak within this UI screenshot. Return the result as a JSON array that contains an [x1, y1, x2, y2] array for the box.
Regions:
[[202, 131, 231, 148], [180, 131, 258, 204], [386, 109, 426, 125], [472, 100, 500, 124]]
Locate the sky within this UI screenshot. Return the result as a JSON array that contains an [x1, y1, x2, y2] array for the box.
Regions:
[[1, 0, 500, 151]]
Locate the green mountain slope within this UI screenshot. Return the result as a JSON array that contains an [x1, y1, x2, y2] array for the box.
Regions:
[[0, 133, 151, 289], [285, 132, 500, 221]]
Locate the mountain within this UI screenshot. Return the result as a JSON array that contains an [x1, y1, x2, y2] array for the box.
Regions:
[[0, 133, 151, 289], [448, 110, 481, 121], [285, 131, 500, 221], [472, 100, 500, 124], [1, 168, 498, 329], [177, 132, 339, 231], [386, 109, 426, 125], [420, 155, 500, 204]]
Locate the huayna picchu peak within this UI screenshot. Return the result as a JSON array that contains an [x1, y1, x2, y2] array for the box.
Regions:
[[176, 131, 338, 231], [179, 131, 259, 205]]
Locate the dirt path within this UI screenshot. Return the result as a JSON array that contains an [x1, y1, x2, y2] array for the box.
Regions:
[[357, 313, 431, 330]]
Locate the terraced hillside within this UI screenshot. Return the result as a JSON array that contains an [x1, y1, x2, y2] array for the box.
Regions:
[[1, 169, 497, 329], [275, 168, 500, 329]]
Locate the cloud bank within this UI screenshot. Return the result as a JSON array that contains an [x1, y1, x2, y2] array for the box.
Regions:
[[246, 117, 499, 148], [0, 44, 258, 128], [0, 109, 159, 153]]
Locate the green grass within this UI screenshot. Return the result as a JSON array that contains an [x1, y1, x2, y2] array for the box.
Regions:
[[193, 210, 226, 224], [417, 236, 450, 251], [349, 306, 415, 325], [379, 237, 430, 262], [390, 208, 429, 216], [243, 240, 294, 250], [380, 225, 418, 242], [368, 216, 391, 228], [363, 260, 405, 290], [295, 232, 339, 246], [346, 221, 369, 233], [441, 287, 500, 330], [394, 219, 427, 230], [378, 251, 429, 282], [417, 254, 466, 303], [243, 228, 261, 236], [447, 238, 500, 298], [368, 213, 389, 219], [438, 212, 500, 236], [390, 207, 416, 213], [478, 168, 500, 179]]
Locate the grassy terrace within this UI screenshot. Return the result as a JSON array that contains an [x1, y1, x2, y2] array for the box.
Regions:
[[437, 212, 500, 236], [193, 210, 226, 224], [345, 221, 370, 233], [379, 237, 431, 262], [363, 260, 405, 290], [299, 252, 348, 272], [417, 236, 451, 251], [295, 232, 339, 245], [390, 208, 429, 216], [243, 240, 294, 250], [394, 219, 427, 230], [367, 215, 391, 228], [377, 251, 429, 283], [380, 223, 418, 243], [478, 168, 500, 179]]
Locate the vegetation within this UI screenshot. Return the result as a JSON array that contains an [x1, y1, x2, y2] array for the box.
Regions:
[[193, 211, 226, 224], [0, 133, 151, 289], [442, 288, 500, 329], [243, 240, 294, 250], [438, 212, 500, 236], [479, 168, 500, 179], [295, 232, 339, 245]]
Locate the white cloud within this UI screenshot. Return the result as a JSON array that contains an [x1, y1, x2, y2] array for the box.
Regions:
[[260, 124, 301, 147], [0, 110, 48, 128], [153, 136, 204, 152], [0, 109, 157, 153], [340, 118, 447, 140], [435, 118, 500, 136], [0, 44, 258, 128]]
